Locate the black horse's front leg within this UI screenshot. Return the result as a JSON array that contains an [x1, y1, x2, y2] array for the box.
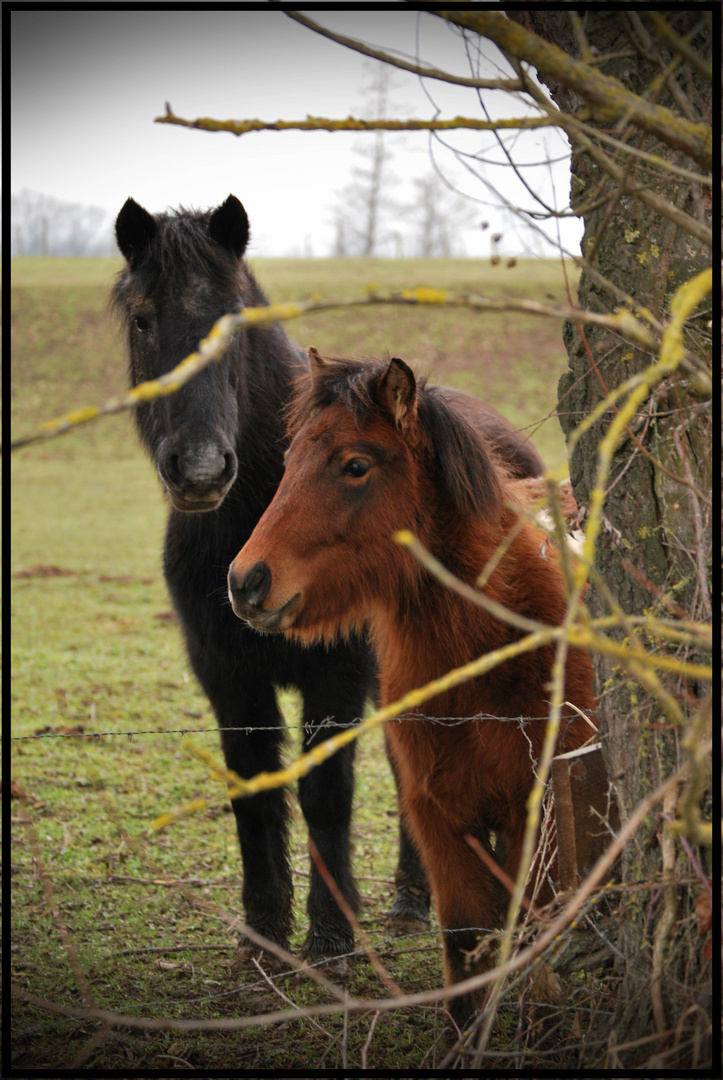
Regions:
[[217, 705, 295, 953], [384, 729, 431, 934], [186, 628, 295, 951], [297, 703, 360, 961]]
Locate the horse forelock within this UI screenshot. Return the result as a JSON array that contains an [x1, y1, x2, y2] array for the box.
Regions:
[[111, 206, 260, 319], [285, 356, 390, 439], [285, 357, 507, 522]]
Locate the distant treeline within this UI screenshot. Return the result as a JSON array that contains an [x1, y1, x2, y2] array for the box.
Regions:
[[10, 180, 473, 259], [11, 190, 117, 256]]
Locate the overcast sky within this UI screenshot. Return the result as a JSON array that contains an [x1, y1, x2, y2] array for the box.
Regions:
[[11, 9, 582, 258]]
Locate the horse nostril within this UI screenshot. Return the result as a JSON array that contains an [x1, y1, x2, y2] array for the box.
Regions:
[[237, 561, 271, 609], [222, 450, 237, 482], [165, 452, 182, 485]]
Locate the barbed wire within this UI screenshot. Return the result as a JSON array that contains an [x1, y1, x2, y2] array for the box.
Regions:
[[9, 709, 597, 742]]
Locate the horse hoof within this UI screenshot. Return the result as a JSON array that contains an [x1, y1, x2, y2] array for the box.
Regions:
[[385, 887, 431, 936], [301, 930, 354, 969], [298, 953, 351, 980], [234, 930, 291, 970], [385, 913, 431, 937]]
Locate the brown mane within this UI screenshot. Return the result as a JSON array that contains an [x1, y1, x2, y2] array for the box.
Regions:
[[287, 355, 507, 521]]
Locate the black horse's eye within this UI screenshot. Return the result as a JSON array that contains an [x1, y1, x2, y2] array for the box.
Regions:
[[343, 459, 370, 479], [134, 316, 151, 333]]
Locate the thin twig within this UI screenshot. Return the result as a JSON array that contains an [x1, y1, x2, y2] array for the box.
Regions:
[[361, 1010, 381, 1070], [12, 287, 678, 452], [672, 428, 712, 619], [307, 837, 405, 999], [284, 10, 523, 91], [13, 756, 701, 1033], [250, 956, 333, 1038]]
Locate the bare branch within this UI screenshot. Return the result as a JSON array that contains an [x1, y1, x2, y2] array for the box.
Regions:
[[434, 11, 712, 168], [516, 74, 713, 248], [155, 103, 555, 136], [18, 285, 708, 453], [12, 754, 704, 1034], [640, 11, 714, 85], [574, 129, 712, 248], [284, 10, 523, 91], [566, 114, 711, 188]]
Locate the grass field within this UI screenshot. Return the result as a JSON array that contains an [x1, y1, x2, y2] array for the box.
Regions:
[[11, 255, 583, 1069]]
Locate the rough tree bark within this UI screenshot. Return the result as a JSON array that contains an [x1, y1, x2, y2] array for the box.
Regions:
[[506, 10, 712, 1061]]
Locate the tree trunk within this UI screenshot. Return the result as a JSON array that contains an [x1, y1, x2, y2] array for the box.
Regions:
[[508, 10, 712, 1063]]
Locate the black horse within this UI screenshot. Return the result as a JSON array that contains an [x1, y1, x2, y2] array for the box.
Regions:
[[112, 194, 543, 962], [112, 195, 433, 961]]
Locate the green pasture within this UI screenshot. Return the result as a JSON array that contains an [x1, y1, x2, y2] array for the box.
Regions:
[[11, 255, 582, 1069]]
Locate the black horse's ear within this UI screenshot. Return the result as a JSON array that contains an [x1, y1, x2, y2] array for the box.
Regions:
[[209, 195, 249, 257], [377, 357, 417, 430], [115, 198, 157, 262]]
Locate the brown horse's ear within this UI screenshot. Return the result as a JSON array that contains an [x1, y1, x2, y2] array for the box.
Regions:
[[377, 357, 417, 429], [308, 347, 326, 375]]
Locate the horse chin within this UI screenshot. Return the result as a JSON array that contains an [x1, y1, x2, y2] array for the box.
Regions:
[[286, 611, 366, 649], [233, 593, 302, 633], [166, 487, 230, 513]]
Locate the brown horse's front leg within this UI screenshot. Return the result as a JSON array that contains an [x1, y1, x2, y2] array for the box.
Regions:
[[435, 853, 504, 1027], [402, 797, 504, 1026]]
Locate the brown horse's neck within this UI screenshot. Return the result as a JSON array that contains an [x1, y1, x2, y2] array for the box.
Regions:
[[373, 512, 505, 680], [372, 511, 594, 725]]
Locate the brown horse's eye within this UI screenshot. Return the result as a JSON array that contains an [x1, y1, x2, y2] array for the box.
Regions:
[[343, 459, 370, 479], [134, 316, 151, 333]]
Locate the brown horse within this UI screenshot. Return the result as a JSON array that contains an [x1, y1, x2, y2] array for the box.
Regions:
[[228, 352, 596, 1024]]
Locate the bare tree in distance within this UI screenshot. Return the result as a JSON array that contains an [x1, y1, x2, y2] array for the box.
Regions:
[[331, 60, 406, 257], [331, 62, 474, 259], [11, 189, 116, 255], [407, 171, 471, 257]]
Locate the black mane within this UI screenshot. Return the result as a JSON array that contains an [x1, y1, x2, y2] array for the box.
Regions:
[[110, 205, 265, 321]]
